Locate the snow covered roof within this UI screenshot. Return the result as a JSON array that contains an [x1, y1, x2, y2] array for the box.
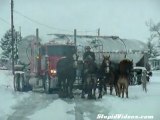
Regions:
[[133, 66, 147, 71], [149, 56, 160, 60]]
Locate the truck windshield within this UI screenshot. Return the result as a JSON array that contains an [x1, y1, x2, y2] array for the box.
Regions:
[[40, 45, 76, 56]]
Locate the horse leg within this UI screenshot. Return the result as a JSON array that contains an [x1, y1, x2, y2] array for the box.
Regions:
[[103, 78, 107, 94], [58, 76, 61, 89], [110, 73, 115, 95], [58, 76, 64, 98], [67, 77, 74, 98], [69, 78, 74, 99], [87, 77, 92, 99], [98, 78, 103, 99], [66, 78, 70, 98], [92, 77, 96, 99], [110, 83, 113, 95], [126, 86, 128, 98], [115, 84, 119, 96], [109, 77, 113, 95], [114, 85, 117, 95], [81, 89, 85, 99], [63, 78, 68, 98], [117, 82, 121, 97], [122, 84, 124, 98], [125, 80, 129, 98], [81, 76, 86, 99], [59, 78, 64, 98]]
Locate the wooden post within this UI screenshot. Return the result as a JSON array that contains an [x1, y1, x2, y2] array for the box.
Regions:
[[36, 28, 39, 41], [36, 28, 41, 76], [11, 0, 15, 75], [98, 28, 100, 36], [15, 32, 18, 64], [74, 29, 77, 46]]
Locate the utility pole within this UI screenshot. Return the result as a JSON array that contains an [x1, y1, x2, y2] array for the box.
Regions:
[[36, 28, 40, 76], [15, 32, 18, 64], [19, 26, 22, 41], [36, 28, 39, 42], [74, 29, 77, 46], [98, 28, 100, 36], [11, 0, 15, 75]]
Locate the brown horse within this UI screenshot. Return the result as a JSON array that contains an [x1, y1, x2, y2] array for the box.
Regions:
[[98, 55, 118, 98], [117, 59, 133, 98]]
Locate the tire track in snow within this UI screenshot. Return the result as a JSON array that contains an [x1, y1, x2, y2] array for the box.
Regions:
[[7, 92, 58, 120], [74, 95, 109, 120]]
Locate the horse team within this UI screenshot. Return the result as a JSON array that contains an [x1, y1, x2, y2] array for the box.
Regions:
[[57, 54, 133, 99]]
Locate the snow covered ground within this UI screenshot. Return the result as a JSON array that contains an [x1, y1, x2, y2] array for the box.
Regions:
[[0, 70, 159, 120], [0, 70, 29, 120]]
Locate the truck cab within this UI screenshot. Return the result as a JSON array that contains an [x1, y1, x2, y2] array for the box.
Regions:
[[38, 42, 77, 93]]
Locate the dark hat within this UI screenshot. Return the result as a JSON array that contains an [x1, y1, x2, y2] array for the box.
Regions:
[[85, 46, 91, 50]]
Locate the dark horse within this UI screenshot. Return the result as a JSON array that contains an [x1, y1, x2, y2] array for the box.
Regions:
[[98, 55, 118, 98], [81, 57, 98, 99], [56, 55, 76, 98], [117, 59, 133, 98]]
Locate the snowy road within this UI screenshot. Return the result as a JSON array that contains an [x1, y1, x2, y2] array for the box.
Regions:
[[7, 93, 58, 120], [0, 70, 160, 120]]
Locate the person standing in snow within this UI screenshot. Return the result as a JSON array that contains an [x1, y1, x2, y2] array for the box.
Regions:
[[141, 70, 147, 92]]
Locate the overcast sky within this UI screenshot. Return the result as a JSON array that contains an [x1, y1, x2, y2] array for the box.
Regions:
[[0, 0, 160, 43]]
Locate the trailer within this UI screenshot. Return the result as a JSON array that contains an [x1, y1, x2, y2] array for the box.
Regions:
[[54, 34, 149, 66]]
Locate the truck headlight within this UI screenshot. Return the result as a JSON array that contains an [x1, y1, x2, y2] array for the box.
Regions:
[[51, 69, 57, 74]]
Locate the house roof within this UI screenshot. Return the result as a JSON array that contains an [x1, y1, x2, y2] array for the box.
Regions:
[[149, 56, 160, 60]]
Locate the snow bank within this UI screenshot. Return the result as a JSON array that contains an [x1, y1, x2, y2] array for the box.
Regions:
[[29, 99, 75, 120]]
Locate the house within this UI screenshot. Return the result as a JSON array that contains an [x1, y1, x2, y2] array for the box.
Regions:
[[149, 56, 160, 70]]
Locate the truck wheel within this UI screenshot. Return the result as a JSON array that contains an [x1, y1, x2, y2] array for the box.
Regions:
[[19, 74, 25, 92], [44, 73, 51, 94], [14, 73, 20, 91]]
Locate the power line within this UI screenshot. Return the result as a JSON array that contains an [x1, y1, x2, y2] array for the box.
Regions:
[[14, 10, 73, 32], [0, 17, 10, 25], [13, 10, 98, 34], [77, 29, 98, 33]]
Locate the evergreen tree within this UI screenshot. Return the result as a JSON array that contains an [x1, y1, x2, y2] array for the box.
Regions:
[[0, 29, 22, 62]]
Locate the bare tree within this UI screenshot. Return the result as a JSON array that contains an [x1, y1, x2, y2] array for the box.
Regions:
[[146, 20, 160, 57]]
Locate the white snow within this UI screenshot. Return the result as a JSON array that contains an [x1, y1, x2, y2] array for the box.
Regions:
[[0, 70, 160, 120], [94, 70, 160, 120], [29, 70, 160, 120], [28, 99, 75, 120], [0, 70, 30, 120]]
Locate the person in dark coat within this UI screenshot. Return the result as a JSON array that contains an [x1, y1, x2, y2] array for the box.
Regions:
[[81, 46, 96, 98], [83, 46, 95, 62]]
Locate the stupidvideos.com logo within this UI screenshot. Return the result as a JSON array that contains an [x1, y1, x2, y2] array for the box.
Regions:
[[97, 114, 154, 120]]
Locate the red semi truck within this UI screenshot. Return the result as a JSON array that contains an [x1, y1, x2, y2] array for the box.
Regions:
[[14, 38, 77, 93]]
